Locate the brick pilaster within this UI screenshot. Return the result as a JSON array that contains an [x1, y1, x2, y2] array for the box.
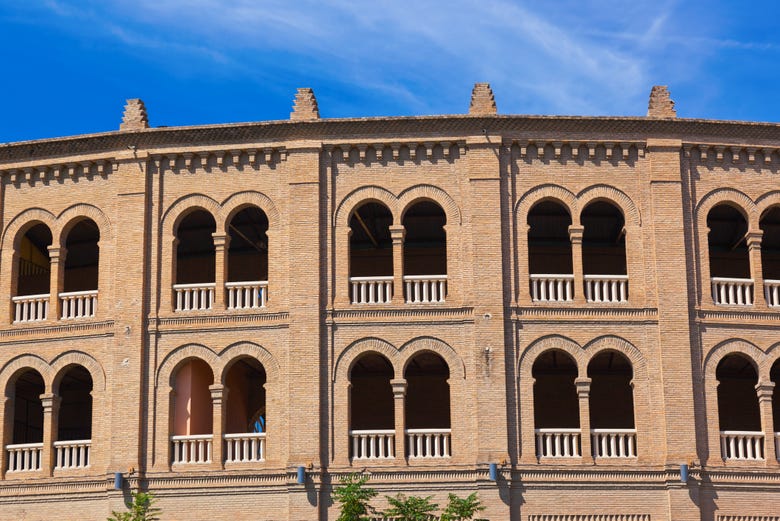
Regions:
[[212, 234, 230, 311], [389, 225, 405, 304], [210, 384, 227, 469], [575, 377, 593, 463], [391, 378, 407, 461], [40, 393, 61, 476]]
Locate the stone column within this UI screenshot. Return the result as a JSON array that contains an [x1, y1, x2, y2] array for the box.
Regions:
[[391, 378, 407, 461], [569, 226, 585, 304], [747, 231, 765, 308], [47, 246, 66, 321], [210, 384, 227, 469], [575, 377, 593, 462], [756, 382, 777, 465], [389, 225, 406, 304], [212, 234, 230, 311], [40, 393, 61, 476]]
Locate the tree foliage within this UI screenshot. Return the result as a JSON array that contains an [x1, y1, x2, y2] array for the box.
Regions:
[[382, 493, 439, 521], [331, 473, 378, 521], [107, 491, 161, 521], [441, 492, 485, 521]]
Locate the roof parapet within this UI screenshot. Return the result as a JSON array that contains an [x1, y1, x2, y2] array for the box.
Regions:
[[469, 83, 497, 115], [290, 88, 320, 121], [120, 99, 150, 131], [647, 85, 677, 118]]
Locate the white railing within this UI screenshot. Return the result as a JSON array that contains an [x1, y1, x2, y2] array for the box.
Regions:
[[720, 431, 764, 460], [59, 290, 97, 319], [591, 429, 637, 458], [173, 283, 215, 312], [350, 429, 395, 460], [226, 281, 268, 310], [224, 433, 266, 463], [535, 428, 581, 458], [712, 277, 754, 306], [406, 428, 451, 458], [54, 439, 91, 469], [584, 275, 628, 303], [764, 279, 780, 307], [12, 294, 49, 323], [350, 276, 393, 305], [6, 442, 43, 472], [404, 275, 447, 304], [171, 434, 213, 464], [530, 274, 574, 302]]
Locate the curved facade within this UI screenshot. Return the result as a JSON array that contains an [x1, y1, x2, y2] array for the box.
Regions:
[[0, 85, 779, 520]]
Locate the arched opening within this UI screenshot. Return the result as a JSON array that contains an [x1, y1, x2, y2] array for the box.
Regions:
[[402, 201, 447, 303], [349, 353, 394, 459], [771, 359, 780, 434], [349, 202, 393, 304], [717, 354, 763, 460], [171, 359, 213, 464], [527, 201, 573, 302], [55, 366, 93, 469], [404, 352, 451, 458], [223, 358, 267, 463], [708, 204, 751, 305], [226, 207, 269, 309], [8, 369, 45, 472], [174, 210, 217, 311], [531, 350, 579, 457], [581, 201, 627, 303], [61, 219, 100, 319], [759, 207, 780, 306], [15, 224, 52, 320], [588, 351, 636, 458]]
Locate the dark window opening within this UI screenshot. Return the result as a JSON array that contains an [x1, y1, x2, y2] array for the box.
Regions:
[[532, 350, 579, 428], [582, 201, 626, 276], [17, 224, 52, 296], [716, 354, 760, 431], [12, 369, 45, 444], [402, 201, 446, 276], [176, 211, 217, 284], [349, 202, 393, 278], [57, 366, 93, 441], [349, 353, 394, 431], [225, 358, 267, 434], [227, 207, 269, 283], [63, 219, 100, 293], [760, 207, 780, 280], [404, 352, 450, 429], [587, 351, 634, 429], [708, 204, 750, 279], [527, 201, 573, 275]]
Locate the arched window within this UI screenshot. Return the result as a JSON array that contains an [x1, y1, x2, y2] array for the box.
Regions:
[[588, 351, 636, 458], [13, 224, 52, 322], [404, 352, 451, 458], [532, 350, 579, 458], [349, 203, 393, 304], [717, 354, 762, 460], [527, 201, 573, 302], [55, 365, 93, 469], [171, 359, 214, 465], [174, 210, 217, 311], [708, 204, 751, 305], [759, 207, 780, 306], [402, 202, 447, 303], [226, 206, 269, 309], [61, 219, 100, 319], [7, 369, 45, 472], [349, 353, 394, 460], [224, 358, 267, 463], [771, 359, 780, 436], [581, 201, 627, 303]]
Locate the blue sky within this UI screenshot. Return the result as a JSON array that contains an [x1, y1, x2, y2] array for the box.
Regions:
[[1, 0, 779, 143]]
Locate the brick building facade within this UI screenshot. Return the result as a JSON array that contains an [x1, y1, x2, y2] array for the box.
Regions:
[[0, 84, 778, 520]]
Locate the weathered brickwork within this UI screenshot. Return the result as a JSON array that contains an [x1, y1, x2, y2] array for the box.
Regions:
[[0, 85, 778, 520]]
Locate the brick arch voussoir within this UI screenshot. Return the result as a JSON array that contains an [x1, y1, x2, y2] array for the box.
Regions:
[[583, 335, 645, 377], [156, 344, 220, 389], [334, 337, 399, 383], [399, 336, 465, 380], [2, 208, 57, 252], [577, 185, 641, 227], [704, 339, 765, 382], [763, 341, 780, 382], [162, 194, 223, 236], [55, 204, 112, 246], [398, 185, 462, 226], [334, 186, 398, 227], [218, 341, 280, 384], [221, 191, 280, 230], [695, 188, 757, 231], [50, 351, 107, 394], [519, 335, 585, 378], [515, 185, 578, 226], [755, 191, 780, 222], [0, 354, 53, 396]]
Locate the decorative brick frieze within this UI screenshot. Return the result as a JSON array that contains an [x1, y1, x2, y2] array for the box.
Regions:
[[507, 140, 644, 163], [685, 143, 779, 167], [325, 140, 467, 165], [1, 158, 114, 185], [151, 147, 287, 173]]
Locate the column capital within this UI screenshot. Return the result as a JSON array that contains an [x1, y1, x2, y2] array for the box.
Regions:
[[46, 246, 67, 262], [390, 378, 407, 397], [574, 377, 592, 397], [211, 233, 231, 249], [756, 381, 775, 401], [389, 225, 406, 242], [746, 230, 764, 249], [39, 393, 61, 411], [209, 384, 228, 403], [568, 225, 584, 244]]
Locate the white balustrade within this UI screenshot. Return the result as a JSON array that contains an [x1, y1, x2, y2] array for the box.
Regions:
[[173, 283, 215, 312], [764, 279, 780, 307], [350, 429, 395, 460], [54, 439, 91, 469], [535, 428, 582, 458], [584, 275, 628, 303], [226, 281, 268, 309], [720, 431, 764, 460], [406, 428, 451, 458], [404, 275, 447, 304], [6, 442, 43, 472], [224, 433, 266, 463], [59, 290, 98, 319], [530, 274, 574, 302], [350, 277, 393, 305], [711, 277, 754, 306], [12, 294, 49, 323], [591, 429, 637, 458], [171, 434, 213, 464]]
